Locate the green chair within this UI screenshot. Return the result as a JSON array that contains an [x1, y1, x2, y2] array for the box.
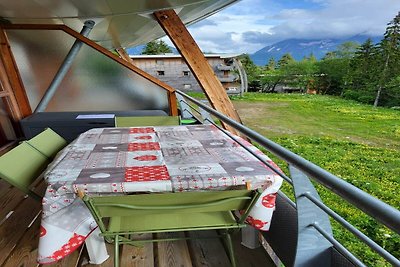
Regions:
[[80, 189, 261, 267], [114, 116, 180, 127], [26, 128, 67, 159], [0, 141, 50, 201]]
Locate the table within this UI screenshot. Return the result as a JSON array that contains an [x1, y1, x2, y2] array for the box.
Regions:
[[37, 125, 283, 264]]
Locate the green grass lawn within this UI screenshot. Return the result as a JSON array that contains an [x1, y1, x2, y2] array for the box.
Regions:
[[229, 93, 399, 266]]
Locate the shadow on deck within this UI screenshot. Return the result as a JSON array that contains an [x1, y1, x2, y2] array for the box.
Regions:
[[0, 179, 275, 267]]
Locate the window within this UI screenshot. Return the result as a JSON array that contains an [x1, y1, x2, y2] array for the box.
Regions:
[[157, 71, 165, 76], [183, 71, 190, 76], [156, 60, 164, 65]]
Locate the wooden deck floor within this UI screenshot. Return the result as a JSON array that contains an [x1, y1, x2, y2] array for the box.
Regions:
[[0, 179, 275, 267]]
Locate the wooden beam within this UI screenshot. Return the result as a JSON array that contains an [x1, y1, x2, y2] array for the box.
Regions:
[[154, 9, 242, 135], [2, 24, 179, 116], [116, 46, 179, 117], [0, 27, 31, 118], [115, 47, 135, 65]]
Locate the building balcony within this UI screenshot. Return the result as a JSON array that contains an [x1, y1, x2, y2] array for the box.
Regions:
[[217, 74, 239, 82], [216, 64, 234, 71]]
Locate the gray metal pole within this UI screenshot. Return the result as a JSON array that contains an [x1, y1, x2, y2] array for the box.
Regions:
[[34, 20, 95, 112]]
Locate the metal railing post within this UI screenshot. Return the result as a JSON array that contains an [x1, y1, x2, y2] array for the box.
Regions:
[[34, 20, 95, 112], [290, 166, 333, 267]]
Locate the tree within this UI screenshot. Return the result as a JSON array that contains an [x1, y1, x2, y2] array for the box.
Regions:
[[266, 58, 276, 70], [344, 38, 379, 103], [335, 41, 360, 58], [141, 40, 172, 55], [373, 12, 400, 106], [307, 53, 317, 63], [317, 58, 350, 95], [322, 51, 338, 60], [277, 53, 295, 68], [259, 68, 284, 92], [238, 54, 262, 91], [281, 60, 318, 92]]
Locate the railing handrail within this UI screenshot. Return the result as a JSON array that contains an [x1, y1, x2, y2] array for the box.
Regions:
[[176, 90, 400, 236]]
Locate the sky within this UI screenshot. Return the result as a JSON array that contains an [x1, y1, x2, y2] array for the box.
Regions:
[[163, 0, 400, 54]]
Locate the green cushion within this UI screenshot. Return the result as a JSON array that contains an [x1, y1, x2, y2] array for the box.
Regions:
[[0, 142, 48, 199], [27, 128, 67, 158]]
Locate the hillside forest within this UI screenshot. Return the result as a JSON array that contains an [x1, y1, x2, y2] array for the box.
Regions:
[[240, 12, 400, 108]]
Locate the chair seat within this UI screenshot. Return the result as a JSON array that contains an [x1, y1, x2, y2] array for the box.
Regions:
[[108, 211, 240, 233]]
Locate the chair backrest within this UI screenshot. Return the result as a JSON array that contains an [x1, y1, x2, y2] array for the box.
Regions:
[[0, 142, 50, 201], [26, 128, 67, 159], [115, 116, 180, 127], [82, 189, 261, 228]]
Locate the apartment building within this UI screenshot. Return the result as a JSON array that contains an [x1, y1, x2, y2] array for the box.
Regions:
[[129, 54, 246, 95]]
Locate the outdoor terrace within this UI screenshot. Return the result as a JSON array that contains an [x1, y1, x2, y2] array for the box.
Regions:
[[0, 179, 274, 267]]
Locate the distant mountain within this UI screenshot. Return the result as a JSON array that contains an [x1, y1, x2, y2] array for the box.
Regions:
[[126, 45, 178, 55], [250, 35, 382, 66]]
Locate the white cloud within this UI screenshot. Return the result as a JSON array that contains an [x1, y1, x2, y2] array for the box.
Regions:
[[165, 0, 400, 53]]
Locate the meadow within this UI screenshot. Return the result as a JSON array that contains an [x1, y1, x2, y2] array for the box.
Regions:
[[230, 93, 399, 266]]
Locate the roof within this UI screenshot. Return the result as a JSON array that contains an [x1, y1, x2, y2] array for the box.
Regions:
[[129, 53, 243, 59], [0, 0, 239, 50]]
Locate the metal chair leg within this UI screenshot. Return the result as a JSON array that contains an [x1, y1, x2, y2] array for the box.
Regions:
[[224, 231, 237, 267], [114, 235, 119, 267]]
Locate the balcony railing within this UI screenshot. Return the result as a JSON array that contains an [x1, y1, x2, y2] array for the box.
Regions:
[[176, 90, 400, 267]]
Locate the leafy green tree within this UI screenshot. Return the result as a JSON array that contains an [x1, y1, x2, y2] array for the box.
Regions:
[[238, 54, 262, 91], [259, 68, 285, 92], [280, 60, 318, 92], [335, 41, 360, 58], [317, 58, 350, 95], [141, 40, 172, 55], [373, 12, 400, 106], [322, 51, 338, 60], [277, 53, 295, 68]]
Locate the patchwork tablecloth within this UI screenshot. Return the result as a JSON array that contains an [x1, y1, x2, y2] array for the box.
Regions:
[[38, 125, 283, 263]]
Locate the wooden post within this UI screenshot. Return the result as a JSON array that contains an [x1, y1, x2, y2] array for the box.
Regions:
[[0, 27, 31, 118], [116, 47, 136, 65], [154, 9, 243, 135], [115, 46, 178, 117]]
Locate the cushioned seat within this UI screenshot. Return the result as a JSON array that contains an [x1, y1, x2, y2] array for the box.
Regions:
[[26, 128, 67, 159], [0, 142, 50, 201]]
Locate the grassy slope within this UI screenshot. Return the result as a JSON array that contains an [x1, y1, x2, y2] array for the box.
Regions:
[[230, 93, 399, 266]]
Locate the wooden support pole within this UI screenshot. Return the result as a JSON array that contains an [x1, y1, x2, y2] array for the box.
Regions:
[[0, 26, 31, 119], [154, 9, 242, 135], [116, 47, 136, 65], [115, 46, 178, 117]]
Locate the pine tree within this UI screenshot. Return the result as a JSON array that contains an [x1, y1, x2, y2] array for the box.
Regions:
[[266, 58, 276, 70], [308, 53, 317, 63], [374, 12, 400, 106], [347, 38, 379, 99], [277, 53, 295, 68]]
